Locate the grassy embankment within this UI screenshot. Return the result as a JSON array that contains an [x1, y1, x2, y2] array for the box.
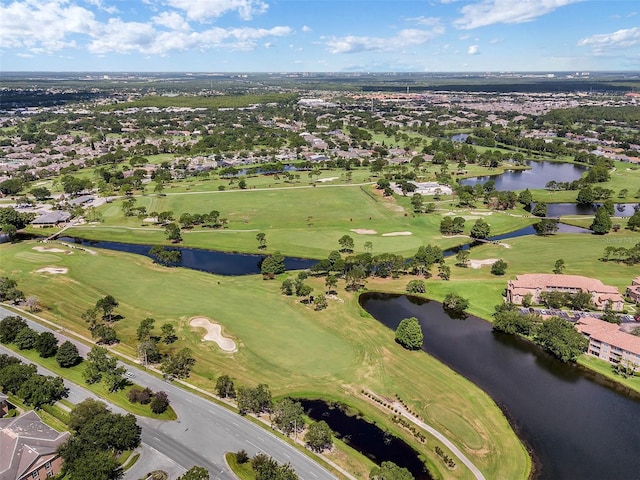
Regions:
[[0, 240, 530, 480]]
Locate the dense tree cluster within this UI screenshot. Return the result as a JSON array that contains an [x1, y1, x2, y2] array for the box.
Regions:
[[493, 304, 588, 362], [0, 353, 67, 409], [58, 399, 141, 480]]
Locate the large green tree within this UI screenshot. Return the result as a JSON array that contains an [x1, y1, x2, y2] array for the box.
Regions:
[[271, 398, 305, 436], [395, 317, 424, 350], [0, 315, 27, 343], [470, 219, 490, 239], [35, 331, 58, 358], [304, 421, 333, 452], [261, 252, 286, 276], [534, 317, 588, 362], [590, 206, 612, 235], [0, 278, 24, 304], [56, 340, 81, 368], [370, 461, 415, 480]]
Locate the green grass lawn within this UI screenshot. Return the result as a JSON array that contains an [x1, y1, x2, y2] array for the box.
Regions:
[[0, 240, 530, 480], [64, 183, 536, 258]]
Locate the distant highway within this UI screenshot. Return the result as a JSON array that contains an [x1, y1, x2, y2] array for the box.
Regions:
[[0, 306, 337, 480]]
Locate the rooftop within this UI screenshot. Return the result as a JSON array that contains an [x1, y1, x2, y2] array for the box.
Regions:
[[576, 316, 640, 357], [509, 274, 621, 294]]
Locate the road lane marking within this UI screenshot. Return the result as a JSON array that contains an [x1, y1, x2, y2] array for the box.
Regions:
[[246, 440, 263, 452]]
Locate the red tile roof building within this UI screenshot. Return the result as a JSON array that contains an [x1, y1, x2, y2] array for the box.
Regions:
[[0, 411, 70, 480], [625, 276, 640, 304], [507, 274, 625, 311], [576, 316, 640, 371]]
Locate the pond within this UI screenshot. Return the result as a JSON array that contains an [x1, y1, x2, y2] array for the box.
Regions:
[[460, 161, 587, 191], [541, 202, 640, 218], [300, 399, 432, 479], [360, 293, 640, 480], [57, 237, 317, 275]]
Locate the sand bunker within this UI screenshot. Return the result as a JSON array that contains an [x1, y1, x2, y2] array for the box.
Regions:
[[36, 267, 68, 274], [317, 177, 339, 182], [190, 317, 237, 353], [33, 246, 70, 254], [381, 231, 413, 237], [468, 259, 499, 269], [350, 229, 377, 235]]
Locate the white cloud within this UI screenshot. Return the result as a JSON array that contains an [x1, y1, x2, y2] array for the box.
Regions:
[[324, 26, 444, 54], [489, 37, 503, 44], [166, 0, 268, 22], [84, 0, 118, 14], [454, 0, 584, 30], [468, 44, 480, 55], [301, 25, 312, 32], [578, 27, 640, 54], [0, 0, 97, 52], [406, 16, 442, 27], [152, 11, 190, 32], [87, 22, 291, 54]]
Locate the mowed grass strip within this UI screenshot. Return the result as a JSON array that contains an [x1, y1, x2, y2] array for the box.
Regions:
[[1, 241, 530, 480]]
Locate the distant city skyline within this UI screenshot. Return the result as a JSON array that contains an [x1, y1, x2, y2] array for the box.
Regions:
[[1, 0, 638, 72]]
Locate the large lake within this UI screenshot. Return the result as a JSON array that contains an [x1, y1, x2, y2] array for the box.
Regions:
[[460, 161, 587, 191], [361, 293, 640, 480]]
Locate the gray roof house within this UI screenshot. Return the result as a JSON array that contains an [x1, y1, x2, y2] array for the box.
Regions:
[[0, 410, 70, 480]]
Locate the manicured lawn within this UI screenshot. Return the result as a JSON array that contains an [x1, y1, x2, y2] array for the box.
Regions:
[[0, 240, 530, 480], [65, 183, 536, 258], [225, 452, 255, 480]]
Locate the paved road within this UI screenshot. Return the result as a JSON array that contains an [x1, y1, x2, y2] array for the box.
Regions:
[[0, 306, 337, 480]]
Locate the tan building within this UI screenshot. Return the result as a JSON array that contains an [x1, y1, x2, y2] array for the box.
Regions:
[[576, 316, 640, 371], [625, 276, 640, 304], [507, 274, 625, 311], [0, 411, 70, 480]]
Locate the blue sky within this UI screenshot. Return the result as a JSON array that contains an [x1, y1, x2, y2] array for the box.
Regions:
[[1, 0, 638, 72]]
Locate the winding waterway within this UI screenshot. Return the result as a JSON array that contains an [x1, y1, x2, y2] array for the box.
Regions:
[[360, 293, 640, 480], [57, 237, 316, 275]]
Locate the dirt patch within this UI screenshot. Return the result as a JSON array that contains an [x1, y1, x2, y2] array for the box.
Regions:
[[33, 246, 71, 254], [381, 231, 413, 237], [190, 317, 237, 353], [468, 259, 499, 269], [36, 267, 68, 274], [350, 228, 377, 235]]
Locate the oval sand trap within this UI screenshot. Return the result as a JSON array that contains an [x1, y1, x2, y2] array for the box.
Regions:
[[33, 246, 71, 254], [190, 317, 237, 352], [36, 267, 68, 274], [350, 228, 377, 235], [381, 231, 412, 236], [468, 259, 499, 269]]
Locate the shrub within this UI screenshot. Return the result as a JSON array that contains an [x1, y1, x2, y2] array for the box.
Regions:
[[150, 391, 170, 414], [406, 280, 426, 294]]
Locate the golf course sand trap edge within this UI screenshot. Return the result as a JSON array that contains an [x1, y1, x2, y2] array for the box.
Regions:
[[350, 228, 377, 235], [189, 317, 237, 353], [381, 231, 413, 236], [33, 246, 71, 254], [36, 267, 68, 274], [468, 259, 499, 269]]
